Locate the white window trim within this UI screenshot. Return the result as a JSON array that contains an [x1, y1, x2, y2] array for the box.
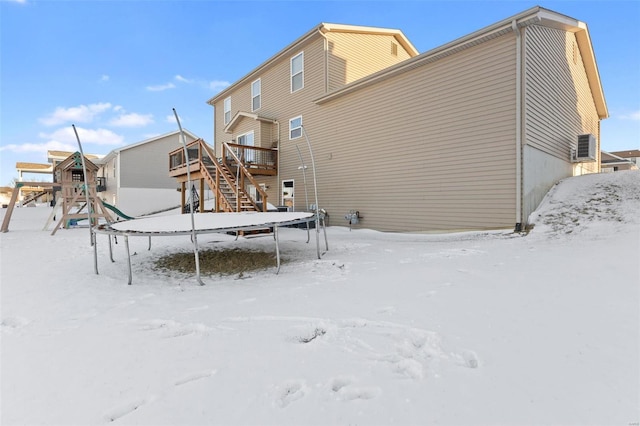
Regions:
[[223, 97, 231, 125], [290, 52, 304, 93], [251, 78, 261, 112], [289, 116, 302, 140]]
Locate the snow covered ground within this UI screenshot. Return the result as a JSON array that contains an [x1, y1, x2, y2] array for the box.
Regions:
[[1, 171, 639, 425]]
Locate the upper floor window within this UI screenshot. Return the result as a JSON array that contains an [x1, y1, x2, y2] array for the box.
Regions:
[[251, 79, 261, 111], [289, 116, 302, 139], [224, 97, 231, 125], [291, 52, 304, 92]]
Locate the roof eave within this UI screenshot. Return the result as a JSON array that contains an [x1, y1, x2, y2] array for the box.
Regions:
[[207, 24, 323, 106], [207, 22, 420, 107], [315, 7, 608, 121], [224, 111, 277, 133]]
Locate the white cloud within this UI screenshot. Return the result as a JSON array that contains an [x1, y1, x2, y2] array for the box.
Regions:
[[39, 127, 124, 146], [6, 0, 27, 4], [109, 113, 154, 127], [0, 140, 76, 154], [100, 75, 110, 82], [172, 74, 229, 93], [166, 114, 182, 124], [146, 82, 176, 92], [39, 103, 112, 126], [619, 110, 640, 121], [208, 80, 230, 93]]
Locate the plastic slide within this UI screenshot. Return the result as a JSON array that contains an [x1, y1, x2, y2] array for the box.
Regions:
[[101, 201, 136, 220]]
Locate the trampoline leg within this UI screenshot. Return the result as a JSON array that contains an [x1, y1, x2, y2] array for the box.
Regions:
[[93, 231, 99, 275], [315, 218, 321, 259], [108, 235, 114, 263], [306, 222, 310, 244], [322, 218, 329, 252], [275, 225, 281, 274], [124, 235, 132, 285], [148, 236, 151, 251]]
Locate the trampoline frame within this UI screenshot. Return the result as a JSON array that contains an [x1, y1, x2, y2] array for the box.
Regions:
[[93, 212, 327, 285]]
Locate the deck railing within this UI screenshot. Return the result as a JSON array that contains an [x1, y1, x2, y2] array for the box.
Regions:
[[223, 143, 277, 175], [169, 141, 201, 172], [221, 142, 268, 212]]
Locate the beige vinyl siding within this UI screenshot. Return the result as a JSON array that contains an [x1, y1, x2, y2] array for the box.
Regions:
[[325, 32, 414, 91], [283, 33, 517, 232], [524, 25, 600, 171], [212, 36, 327, 207], [214, 38, 326, 156], [259, 120, 276, 148]]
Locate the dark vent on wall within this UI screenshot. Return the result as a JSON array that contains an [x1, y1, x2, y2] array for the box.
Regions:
[[391, 42, 398, 56]]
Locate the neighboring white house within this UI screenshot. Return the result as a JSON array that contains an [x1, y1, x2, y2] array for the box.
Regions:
[[601, 150, 639, 173], [98, 130, 199, 217]]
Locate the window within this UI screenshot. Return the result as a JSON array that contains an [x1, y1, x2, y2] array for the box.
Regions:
[[251, 79, 261, 111], [237, 131, 255, 162], [289, 116, 302, 139], [72, 170, 84, 182], [291, 52, 304, 92], [224, 97, 231, 125]]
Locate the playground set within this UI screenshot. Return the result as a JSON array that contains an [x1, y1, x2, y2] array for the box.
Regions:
[[1, 152, 132, 233]]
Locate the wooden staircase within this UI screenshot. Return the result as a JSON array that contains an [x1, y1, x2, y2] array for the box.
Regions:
[[169, 139, 268, 213]]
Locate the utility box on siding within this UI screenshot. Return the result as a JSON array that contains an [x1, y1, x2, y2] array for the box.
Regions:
[[574, 134, 596, 162]]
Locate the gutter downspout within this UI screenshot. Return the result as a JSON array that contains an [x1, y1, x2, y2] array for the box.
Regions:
[[512, 19, 523, 232], [275, 120, 280, 205], [318, 28, 329, 93]]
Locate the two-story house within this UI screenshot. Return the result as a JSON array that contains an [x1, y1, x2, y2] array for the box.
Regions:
[[176, 6, 607, 232], [100, 129, 199, 217]]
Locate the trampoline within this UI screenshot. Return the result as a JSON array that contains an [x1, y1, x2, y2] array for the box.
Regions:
[[93, 211, 327, 285]]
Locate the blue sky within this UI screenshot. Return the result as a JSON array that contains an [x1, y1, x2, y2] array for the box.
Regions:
[[1, 0, 638, 186]]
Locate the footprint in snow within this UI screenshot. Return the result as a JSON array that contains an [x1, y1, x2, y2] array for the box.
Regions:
[[393, 358, 424, 379], [329, 377, 381, 401], [376, 306, 396, 314], [174, 369, 217, 386], [1, 317, 30, 333], [140, 319, 210, 338], [104, 398, 148, 422], [460, 350, 479, 368], [276, 380, 307, 408]]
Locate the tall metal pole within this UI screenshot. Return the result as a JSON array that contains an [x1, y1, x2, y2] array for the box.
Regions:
[[72, 125, 99, 275], [300, 125, 325, 258], [173, 108, 204, 285], [295, 145, 310, 243]]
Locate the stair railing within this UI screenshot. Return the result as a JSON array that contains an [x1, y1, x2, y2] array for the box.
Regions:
[[221, 142, 268, 212], [197, 141, 236, 212]]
